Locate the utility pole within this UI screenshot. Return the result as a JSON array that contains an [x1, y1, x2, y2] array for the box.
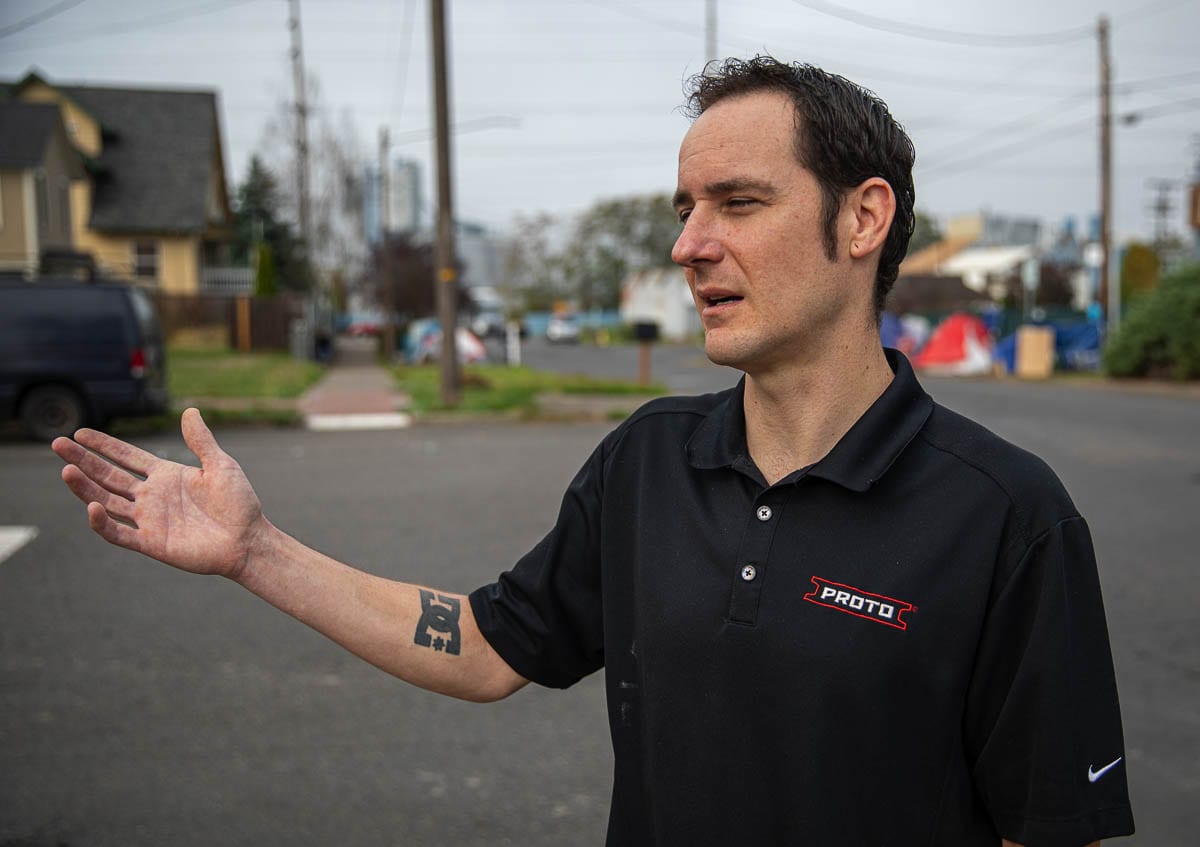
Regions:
[[705, 0, 717, 65], [1146, 179, 1175, 253], [431, 0, 459, 406], [287, 0, 311, 254], [1098, 15, 1116, 336]]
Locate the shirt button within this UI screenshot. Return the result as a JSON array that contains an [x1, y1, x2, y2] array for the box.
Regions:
[[756, 505, 773, 522], [741, 564, 757, 581]]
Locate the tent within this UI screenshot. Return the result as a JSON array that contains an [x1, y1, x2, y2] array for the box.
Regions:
[[913, 313, 994, 376]]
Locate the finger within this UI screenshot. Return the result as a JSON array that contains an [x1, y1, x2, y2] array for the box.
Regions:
[[62, 465, 137, 522], [72, 428, 158, 477], [87, 501, 144, 553], [181, 408, 227, 466], [65, 445, 143, 499]]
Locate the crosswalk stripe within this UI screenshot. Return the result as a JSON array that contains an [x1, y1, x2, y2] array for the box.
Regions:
[[0, 526, 38, 564]]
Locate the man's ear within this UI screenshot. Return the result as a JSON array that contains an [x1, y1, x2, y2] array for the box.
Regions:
[[845, 178, 896, 260]]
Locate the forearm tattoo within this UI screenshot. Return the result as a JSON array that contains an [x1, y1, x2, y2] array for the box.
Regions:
[[414, 590, 462, 655]]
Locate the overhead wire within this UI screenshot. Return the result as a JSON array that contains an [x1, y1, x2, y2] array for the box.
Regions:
[[0, 0, 86, 41], [789, 0, 1093, 47], [5, 0, 261, 48]]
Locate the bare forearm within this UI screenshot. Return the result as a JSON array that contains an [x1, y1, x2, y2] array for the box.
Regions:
[[234, 520, 527, 703]]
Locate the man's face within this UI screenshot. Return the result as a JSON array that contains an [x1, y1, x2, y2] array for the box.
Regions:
[[672, 91, 863, 374]]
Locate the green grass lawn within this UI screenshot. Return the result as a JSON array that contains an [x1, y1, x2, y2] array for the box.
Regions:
[[168, 349, 325, 398], [393, 364, 666, 414]]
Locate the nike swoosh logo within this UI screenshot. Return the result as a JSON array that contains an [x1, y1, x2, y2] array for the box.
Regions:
[[1088, 757, 1123, 783]]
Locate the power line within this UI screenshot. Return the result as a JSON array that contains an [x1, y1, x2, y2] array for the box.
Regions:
[[1121, 96, 1200, 125], [389, 0, 417, 123], [789, 0, 1092, 47], [919, 98, 1200, 184], [919, 94, 1094, 164], [919, 116, 1096, 182], [0, 0, 86, 41], [5, 0, 260, 48]]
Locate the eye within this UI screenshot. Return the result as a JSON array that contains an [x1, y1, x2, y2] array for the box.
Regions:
[[726, 197, 758, 210], [677, 208, 692, 224]]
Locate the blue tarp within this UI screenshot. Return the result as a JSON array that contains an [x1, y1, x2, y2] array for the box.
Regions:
[[994, 320, 1103, 373]]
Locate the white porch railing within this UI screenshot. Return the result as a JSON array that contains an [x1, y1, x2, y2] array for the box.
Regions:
[[201, 266, 254, 295]]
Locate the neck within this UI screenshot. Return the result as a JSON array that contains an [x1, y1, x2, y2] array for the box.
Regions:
[[743, 336, 894, 486]]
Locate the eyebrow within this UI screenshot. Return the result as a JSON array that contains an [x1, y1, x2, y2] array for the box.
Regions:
[[672, 177, 777, 211]]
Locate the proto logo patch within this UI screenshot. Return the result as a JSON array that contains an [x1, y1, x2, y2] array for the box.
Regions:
[[803, 576, 915, 631]]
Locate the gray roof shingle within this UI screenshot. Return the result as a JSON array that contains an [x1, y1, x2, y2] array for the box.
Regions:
[[60, 85, 221, 234], [0, 101, 60, 169]]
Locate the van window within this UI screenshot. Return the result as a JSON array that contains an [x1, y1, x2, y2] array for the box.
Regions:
[[129, 288, 161, 339]]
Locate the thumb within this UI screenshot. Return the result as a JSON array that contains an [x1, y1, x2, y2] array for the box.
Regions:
[[181, 408, 225, 466]]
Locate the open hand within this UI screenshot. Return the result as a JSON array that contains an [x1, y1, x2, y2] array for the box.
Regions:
[[52, 408, 268, 580]]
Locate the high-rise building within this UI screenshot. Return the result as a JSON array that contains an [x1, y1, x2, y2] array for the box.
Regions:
[[388, 158, 422, 235]]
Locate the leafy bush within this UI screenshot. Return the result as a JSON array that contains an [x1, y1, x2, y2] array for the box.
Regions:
[[1104, 262, 1200, 380]]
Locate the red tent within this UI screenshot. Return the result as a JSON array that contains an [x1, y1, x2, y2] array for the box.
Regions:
[[913, 313, 994, 376]]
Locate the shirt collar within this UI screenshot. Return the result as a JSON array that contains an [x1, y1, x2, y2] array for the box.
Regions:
[[686, 349, 933, 492]]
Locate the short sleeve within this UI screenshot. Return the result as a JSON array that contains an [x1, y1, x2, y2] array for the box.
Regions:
[[964, 515, 1135, 846], [468, 442, 607, 689]]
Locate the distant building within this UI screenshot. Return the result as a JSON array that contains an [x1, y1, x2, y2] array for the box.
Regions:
[[896, 211, 1050, 310], [365, 156, 424, 245], [388, 158, 421, 235], [620, 267, 700, 341], [363, 163, 382, 246]]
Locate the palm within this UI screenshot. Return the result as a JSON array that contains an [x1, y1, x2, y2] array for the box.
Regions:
[[136, 455, 263, 576], [53, 409, 266, 579]]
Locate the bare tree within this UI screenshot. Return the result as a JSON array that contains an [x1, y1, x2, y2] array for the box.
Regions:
[[256, 75, 368, 292]]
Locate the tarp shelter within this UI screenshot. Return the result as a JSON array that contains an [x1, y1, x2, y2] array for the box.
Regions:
[[913, 313, 994, 376], [881, 313, 932, 357], [994, 320, 1103, 374]]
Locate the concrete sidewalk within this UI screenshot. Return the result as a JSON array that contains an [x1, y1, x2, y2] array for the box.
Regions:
[[297, 336, 412, 430]]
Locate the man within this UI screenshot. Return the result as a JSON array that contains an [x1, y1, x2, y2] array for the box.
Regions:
[[54, 57, 1132, 845]]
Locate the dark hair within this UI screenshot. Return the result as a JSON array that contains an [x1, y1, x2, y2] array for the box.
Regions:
[[684, 56, 916, 320]]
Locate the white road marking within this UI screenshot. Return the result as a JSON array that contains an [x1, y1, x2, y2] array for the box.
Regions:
[[0, 526, 38, 564], [304, 413, 412, 431]]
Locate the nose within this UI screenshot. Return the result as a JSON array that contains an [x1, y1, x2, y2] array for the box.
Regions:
[[671, 212, 724, 268]]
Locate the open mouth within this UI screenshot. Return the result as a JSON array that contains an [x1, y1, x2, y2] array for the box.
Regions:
[[705, 295, 743, 306]]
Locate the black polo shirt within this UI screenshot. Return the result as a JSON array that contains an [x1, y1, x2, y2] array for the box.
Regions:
[[470, 350, 1133, 846]]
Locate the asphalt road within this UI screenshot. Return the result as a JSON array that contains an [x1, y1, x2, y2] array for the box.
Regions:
[[2, 344, 1197, 846]]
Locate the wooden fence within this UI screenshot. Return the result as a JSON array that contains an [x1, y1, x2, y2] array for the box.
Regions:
[[150, 292, 305, 352]]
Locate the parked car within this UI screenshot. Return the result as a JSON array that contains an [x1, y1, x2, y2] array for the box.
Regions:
[[470, 308, 506, 339], [402, 318, 488, 365], [0, 277, 168, 440], [546, 312, 581, 343]]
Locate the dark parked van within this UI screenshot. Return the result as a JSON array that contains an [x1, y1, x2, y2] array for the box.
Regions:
[[0, 277, 168, 440]]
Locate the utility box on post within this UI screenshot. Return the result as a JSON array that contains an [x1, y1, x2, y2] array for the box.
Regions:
[[633, 321, 659, 386]]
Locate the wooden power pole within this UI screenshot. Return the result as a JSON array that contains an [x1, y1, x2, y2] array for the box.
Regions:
[[1098, 15, 1114, 335], [431, 0, 460, 406]]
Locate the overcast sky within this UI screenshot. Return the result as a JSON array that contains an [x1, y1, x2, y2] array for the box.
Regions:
[[3, 0, 1198, 245]]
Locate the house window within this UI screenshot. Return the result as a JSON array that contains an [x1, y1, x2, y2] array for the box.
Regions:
[[133, 241, 159, 279]]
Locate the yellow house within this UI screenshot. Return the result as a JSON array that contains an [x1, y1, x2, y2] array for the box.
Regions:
[[0, 101, 86, 275], [2, 71, 242, 294]]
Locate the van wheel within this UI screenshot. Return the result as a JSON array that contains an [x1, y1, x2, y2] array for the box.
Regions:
[[20, 386, 87, 441]]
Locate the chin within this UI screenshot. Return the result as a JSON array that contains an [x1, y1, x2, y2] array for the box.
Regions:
[[703, 335, 752, 370]]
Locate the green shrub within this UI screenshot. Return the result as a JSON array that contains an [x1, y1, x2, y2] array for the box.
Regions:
[[1104, 262, 1200, 380]]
